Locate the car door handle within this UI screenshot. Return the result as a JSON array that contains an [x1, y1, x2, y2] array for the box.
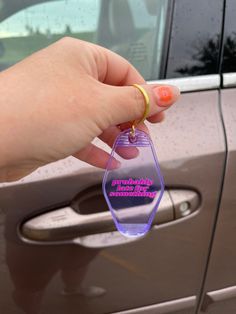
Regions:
[[21, 189, 199, 243]]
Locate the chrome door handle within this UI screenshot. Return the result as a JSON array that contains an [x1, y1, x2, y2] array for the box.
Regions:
[[21, 190, 199, 243]]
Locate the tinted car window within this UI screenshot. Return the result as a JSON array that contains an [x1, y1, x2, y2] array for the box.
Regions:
[[222, 0, 236, 73], [166, 0, 224, 78], [0, 0, 170, 80]]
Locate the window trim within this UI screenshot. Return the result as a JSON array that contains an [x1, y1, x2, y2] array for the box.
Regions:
[[223, 73, 236, 88], [112, 296, 196, 314], [149, 74, 220, 93], [159, 0, 175, 79]]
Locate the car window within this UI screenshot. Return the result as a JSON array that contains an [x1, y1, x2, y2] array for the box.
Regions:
[[0, 0, 100, 71], [0, 0, 170, 80], [97, 0, 170, 80], [222, 0, 236, 73], [166, 0, 224, 79]]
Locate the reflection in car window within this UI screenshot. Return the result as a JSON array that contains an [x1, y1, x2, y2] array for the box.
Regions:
[[166, 0, 223, 78], [0, 0, 100, 71], [222, 0, 236, 73], [0, 0, 169, 80], [97, 0, 169, 80]]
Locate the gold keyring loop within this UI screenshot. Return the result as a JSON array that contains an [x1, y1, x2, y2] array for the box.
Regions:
[[130, 84, 150, 137]]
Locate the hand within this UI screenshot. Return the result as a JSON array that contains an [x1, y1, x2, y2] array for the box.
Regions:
[[0, 37, 180, 182]]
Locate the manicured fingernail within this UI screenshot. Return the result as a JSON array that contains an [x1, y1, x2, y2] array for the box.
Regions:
[[153, 86, 180, 106]]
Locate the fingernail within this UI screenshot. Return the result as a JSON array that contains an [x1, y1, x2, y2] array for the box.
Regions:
[[153, 85, 180, 106]]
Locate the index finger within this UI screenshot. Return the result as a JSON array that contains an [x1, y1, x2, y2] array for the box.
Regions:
[[92, 43, 146, 86]]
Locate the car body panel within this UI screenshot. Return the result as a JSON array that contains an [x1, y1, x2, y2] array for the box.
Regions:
[[198, 89, 236, 313], [0, 91, 226, 314]]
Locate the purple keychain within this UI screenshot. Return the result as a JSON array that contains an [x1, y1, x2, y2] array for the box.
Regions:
[[103, 84, 164, 238]]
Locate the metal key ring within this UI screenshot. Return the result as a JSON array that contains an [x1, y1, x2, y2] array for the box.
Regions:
[[130, 84, 150, 137]]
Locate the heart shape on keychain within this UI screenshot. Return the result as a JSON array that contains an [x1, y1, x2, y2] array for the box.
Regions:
[[102, 85, 165, 238]]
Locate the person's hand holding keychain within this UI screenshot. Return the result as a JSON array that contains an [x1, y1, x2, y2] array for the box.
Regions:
[[0, 37, 180, 182]]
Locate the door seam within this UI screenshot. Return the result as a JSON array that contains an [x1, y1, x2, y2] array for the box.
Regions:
[[195, 88, 228, 313]]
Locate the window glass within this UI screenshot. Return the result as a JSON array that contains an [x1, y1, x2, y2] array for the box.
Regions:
[[0, 0, 100, 70], [222, 0, 236, 73], [97, 0, 169, 80], [166, 0, 223, 78], [0, 0, 170, 80]]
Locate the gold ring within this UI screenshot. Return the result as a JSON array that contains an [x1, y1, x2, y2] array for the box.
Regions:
[[130, 84, 150, 136]]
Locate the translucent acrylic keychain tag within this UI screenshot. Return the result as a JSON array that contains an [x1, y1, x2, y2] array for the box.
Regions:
[[103, 84, 164, 238]]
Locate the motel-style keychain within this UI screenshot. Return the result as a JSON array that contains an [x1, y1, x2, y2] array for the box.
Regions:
[[103, 84, 164, 238]]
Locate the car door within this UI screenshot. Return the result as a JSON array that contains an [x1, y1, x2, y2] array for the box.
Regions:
[[0, 1, 226, 314], [197, 0, 236, 313]]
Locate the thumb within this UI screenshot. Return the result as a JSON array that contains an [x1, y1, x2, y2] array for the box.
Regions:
[[103, 84, 180, 126]]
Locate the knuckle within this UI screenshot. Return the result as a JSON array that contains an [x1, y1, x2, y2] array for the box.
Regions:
[[59, 36, 75, 45], [61, 36, 71, 42], [56, 36, 83, 49]]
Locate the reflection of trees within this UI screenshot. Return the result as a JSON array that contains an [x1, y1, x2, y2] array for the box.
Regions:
[[25, 25, 34, 36], [64, 25, 72, 34], [25, 24, 73, 37], [176, 34, 236, 75], [222, 33, 236, 72], [35, 27, 41, 35], [25, 24, 42, 36]]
